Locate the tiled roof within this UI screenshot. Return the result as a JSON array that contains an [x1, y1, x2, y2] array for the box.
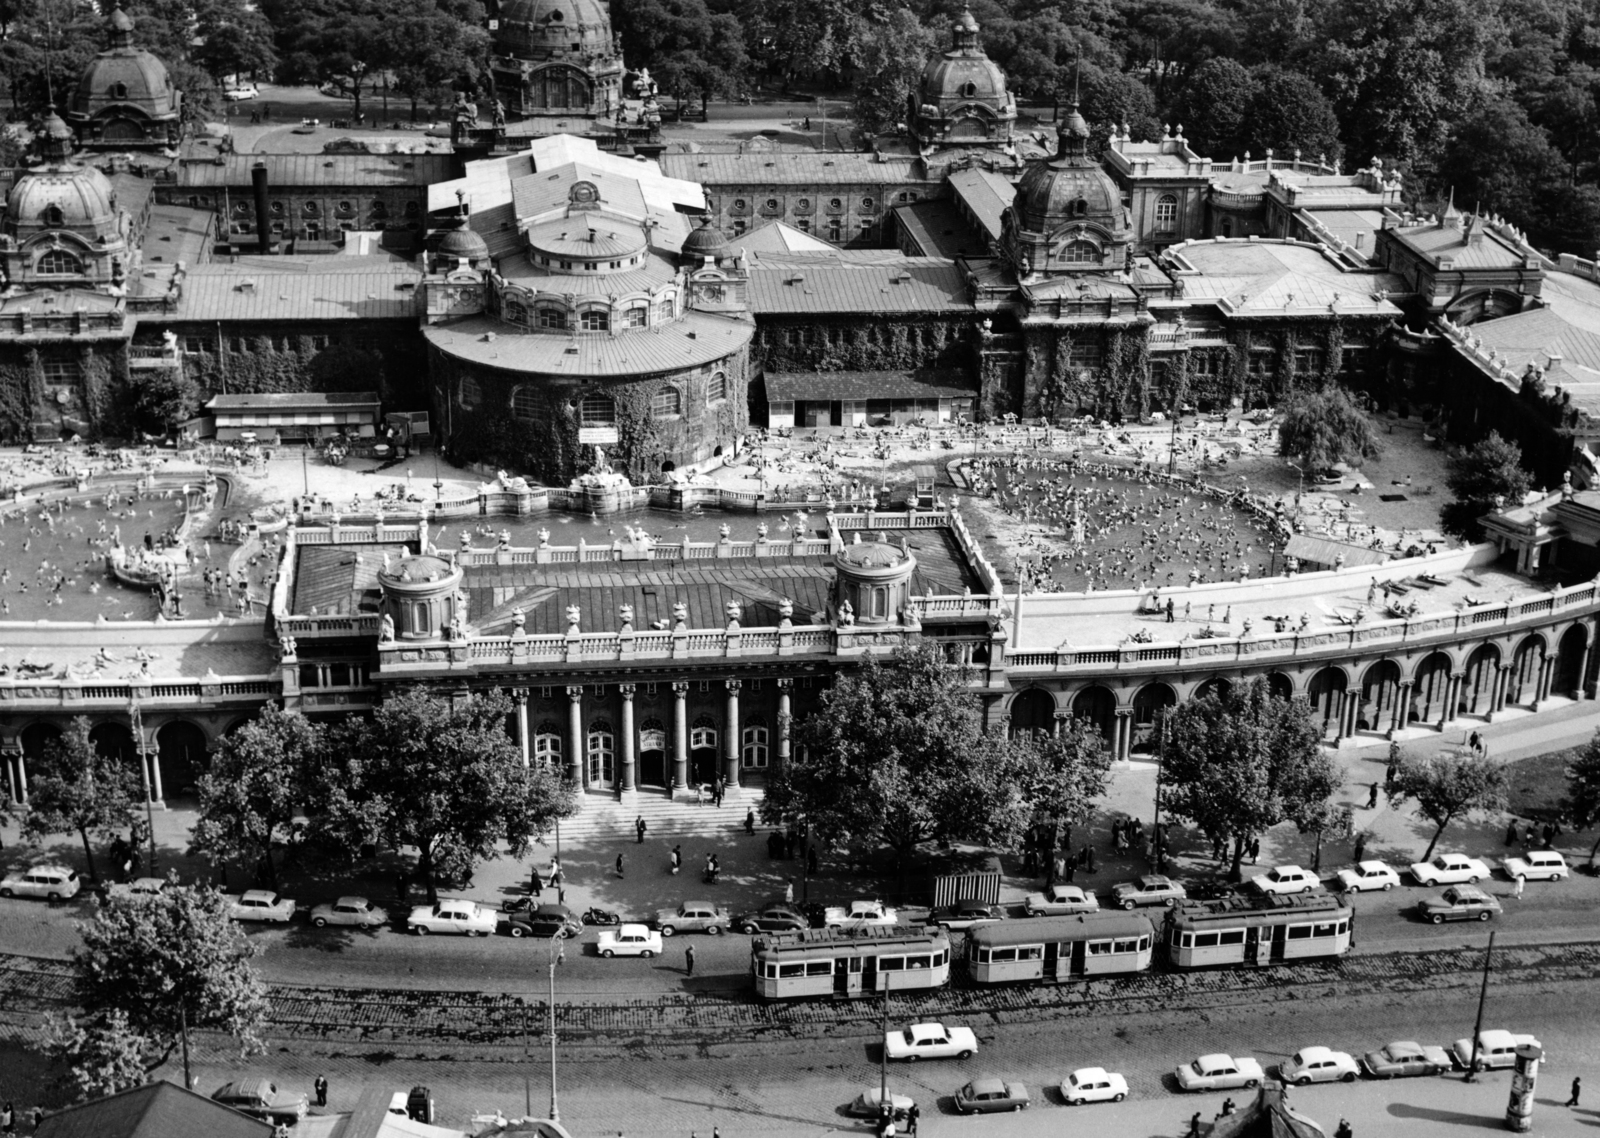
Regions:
[[422, 309, 755, 377], [659, 151, 931, 186], [747, 257, 971, 315], [947, 167, 1015, 241], [224, 253, 415, 273], [291, 543, 390, 616], [174, 265, 422, 322], [1386, 221, 1526, 269], [1299, 208, 1387, 257], [731, 219, 837, 254], [34, 1082, 273, 1138], [496, 250, 676, 295], [891, 199, 986, 258], [178, 153, 456, 188], [1466, 305, 1600, 405], [1172, 240, 1404, 317], [764, 368, 975, 401]]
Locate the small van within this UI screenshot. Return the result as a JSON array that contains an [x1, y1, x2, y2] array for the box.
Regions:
[[0, 864, 82, 901]]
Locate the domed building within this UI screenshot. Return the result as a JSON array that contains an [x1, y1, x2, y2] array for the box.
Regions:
[[0, 114, 131, 289], [910, 8, 1016, 158], [65, 5, 182, 151], [1002, 100, 1131, 279], [490, 0, 626, 127]]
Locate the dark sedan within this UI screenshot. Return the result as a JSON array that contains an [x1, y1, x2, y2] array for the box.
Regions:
[[735, 903, 811, 934], [1360, 1041, 1452, 1078], [506, 903, 582, 939]]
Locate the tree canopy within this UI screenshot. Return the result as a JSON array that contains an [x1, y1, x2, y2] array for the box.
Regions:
[[1277, 386, 1383, 475], [22, 717, 141, 885], [1440, 431, 1534, 541], [1565, 729, 1600, 865], [1386, 748, 1508, 861], [1156, 678, 1336, 880]]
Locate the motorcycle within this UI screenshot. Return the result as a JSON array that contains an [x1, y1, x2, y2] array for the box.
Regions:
[[581, 906, 622, 926]]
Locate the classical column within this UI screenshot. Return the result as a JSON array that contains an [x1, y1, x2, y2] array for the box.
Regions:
[[514, 688, 531, 767], [3, 748, 24, 805], [1389, 682, 1412, 735], [147, 748, 164, 803], [775, 678, 793, 775], [1331, 690, 1349, 742], [1537, 655, 1558, 704], [724, 679, 742, 789], [1572, 629, 1593, 699], [1490, 664, 1509, 717], [1343, 690, 1362, 740], [1437, 675, 1461, 730], [1114, 709, 1134, 764], [619, 683, 637, 794], [567, 685, 585, 788], [672, 681, 689, 790]]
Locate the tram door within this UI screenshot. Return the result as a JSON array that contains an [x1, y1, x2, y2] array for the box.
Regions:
[[1270, 926, 1287, 963], [861, 956, 877, 994], [1245, 927, 1263, 966], [1069, 940, 1087, 978]]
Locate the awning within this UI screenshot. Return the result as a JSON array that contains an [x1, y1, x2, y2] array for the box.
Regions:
[[764, 369, 976, 402], [214, 412, 377, 426], [1283, 534, 1390, 567]]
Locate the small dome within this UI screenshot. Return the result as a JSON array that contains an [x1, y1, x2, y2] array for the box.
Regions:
[[1013, 103, 1126, 239], [43, 113, 74, 144], [379, 554, 459, 587], [6, 163, 118, 232], [680, 214, 728, 259], [526, 217, 646, 264], [437, 226, 489, 260], [497, 0, 614, 56], [109, 5, 134, 33], [921, 56, 1009, 106], [837, 539, 913, 570], [955, 6, 979, 32]]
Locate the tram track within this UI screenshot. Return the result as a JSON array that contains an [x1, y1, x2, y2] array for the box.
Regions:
[[3, 938, 1596, 1046]]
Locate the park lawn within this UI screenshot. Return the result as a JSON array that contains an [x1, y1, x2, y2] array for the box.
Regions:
[[1507, 748, 1579, 821]]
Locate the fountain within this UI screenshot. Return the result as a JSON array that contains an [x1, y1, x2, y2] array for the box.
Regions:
[[569, 445, 636, 515]]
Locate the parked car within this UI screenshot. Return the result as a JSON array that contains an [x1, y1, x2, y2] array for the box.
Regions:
[[309, 895, 388, 929], [653, 901, 730, 936], [1500, 850, 1569, 882], [1418, 885, 1501, 924], [224, 84, 259, 100], [1060, 1067, 1128, 1104], [1250, 865, 1323, 896], [211, 1078, 308, 1124], [823, 898, 898, 931], [1408, 853, 1490, 886], [0, 864, 81, 901], [1024, 884, 1100, 916], [1174, 1053, 1265, 1092], [844, 1088, 914, 1120], [407, 899, 498, 936], [1335, 860, 1401, 892], [1278, 1046, 1360, 1085], [102, 876, 166, 902], [1360, 1041, 1452, 1079], [934, 899, 1005, 930], [506, 903, 582, 939], [953, 1077, 1029, 1113], [1112, 874, 1187, 910], [225, 889, 296, 923], [735, 903, 810, 935], [597, 923, 662, 957], [1451, 1030, 1540, 1071], [884, 1022, 978, 1061]]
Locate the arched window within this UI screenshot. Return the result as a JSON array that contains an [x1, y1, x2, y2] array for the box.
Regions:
[[36, 249, 80, 275], [502, 300, 529, 325], [742, 725, 769, 769], [511, 386, 539, 420], [42, 205, 64, 227], [690, 721, 717, 750], [1155, 193, 1178, 232], [706, 371, 728, 403], [586, 721, 614, 785], [369, 200, 388, 218], [459, 376, 482, 409], [1073, 198, 1089, 217], [624, 305, 647, 328], [579, 394, 616, 425], [1062, 240, 1098, 264], [580, 309, 609, 331], [109, 81, 128, 99], [302, 201, 320, 217], [651, 387, 681, 417], [537, 306, 567, 329], [962, 81, 977, 98], [533, 722, 562, 767]]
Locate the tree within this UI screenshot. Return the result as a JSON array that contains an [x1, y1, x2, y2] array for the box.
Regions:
[[73, 880, 268, 1069], [1439, 430, 1533, 541], [1437, 96, 1564, 240], [1387, 748, 1507, 861], [127, 367, 200, 435], [22, 718, 141, 885], [44, 1008, 151, 1103], [317, 687, 576, 901], [1075, 61, 1160, 155], [1170, 57, 1256, 159], [761, 643, 1032, 858], [1565, 729, 1600, 866], [849, 9, 940, 142], [1277, 386, 1383, 474], [383, 0, 491, 120], [1014, 716, 1112, 849], [1245, 66, 1342, 163], [192, 0, 279, 84], [191, 704, 324, 889], [614, 0, 748, 115], [1157, 678, 1331, 880], [1279, 744, 1346, 871]]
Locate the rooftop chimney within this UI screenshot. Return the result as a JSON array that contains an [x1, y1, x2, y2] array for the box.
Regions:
[[251, 164, 272, 255]]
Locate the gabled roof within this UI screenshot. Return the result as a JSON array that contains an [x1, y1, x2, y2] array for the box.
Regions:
[[732, 219, 837, 254], [747, 255, 971, 316], [34, 1081, 273, 1138], [179, 154, 456, 189], [947, 166, 1015, 242], [1385, 220, 1527, 270], [174, 265, 422, 322]]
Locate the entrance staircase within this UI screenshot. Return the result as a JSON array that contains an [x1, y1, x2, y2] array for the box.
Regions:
[[554, 783, 768, 843]]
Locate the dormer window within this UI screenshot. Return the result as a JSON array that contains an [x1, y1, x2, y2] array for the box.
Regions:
[[108, 82, 128, 99], [962, 82, 977, 98], [1074, 199, 1089, 217], [42, 205, 64, 227]]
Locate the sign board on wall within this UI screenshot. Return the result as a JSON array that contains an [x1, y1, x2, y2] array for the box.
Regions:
[[578, 426, 619, 444]]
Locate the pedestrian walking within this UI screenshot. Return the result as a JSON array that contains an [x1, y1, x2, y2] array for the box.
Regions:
[[2, 1103, 14, 1134], [615, 853, 625, 878], [1567, 1076, 1581, 1107], [1513, 874, 1525, 900], [685, 944, 696, 976], [1352, 833, 1366, 865], [1505, 820, 1519, 846], [671, 844, 682, 875], [1249, 837, 1261, 865], [906, 1102, 919, 1135], [1189, 1111, 1202, 1138], [29, 1107, 41, 1131], [1367, 782, 1379, 809], [1085, 844, 1096, 874], [529, 868, 543, 897], [807, 844, 819, 874], [784, 878, 794, 904], [636, 815, 647, 844], [745, 807, 756, 835], [1333, 1118, 1353, 1138], [314, 1076, 328, 1108]]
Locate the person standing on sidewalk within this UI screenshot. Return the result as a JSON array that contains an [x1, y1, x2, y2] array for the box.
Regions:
[[635, 815, 647, 844], [670, 844, 682, 875], [1513, 874, 1525, 900], [615, 853, 625, 879], [314, 1076, 328, 1108], [685, 944, 696, 976], [1567, 1076, 1581, 1107]]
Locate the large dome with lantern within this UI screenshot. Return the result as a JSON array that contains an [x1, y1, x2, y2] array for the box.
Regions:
[[66, 5, 182, 150], [911, 7, 1015, 152]]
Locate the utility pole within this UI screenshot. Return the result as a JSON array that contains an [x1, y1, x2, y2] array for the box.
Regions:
[[1464, 931, 1496, 1082], [128, 697, 157, 875], [547, 933, 564, 1120], [878, 983, 890, 1124]]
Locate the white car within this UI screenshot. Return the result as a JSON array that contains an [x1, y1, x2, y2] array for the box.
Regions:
[[1060, 1066, 1128, 1104], [1500, 850, 1568, 882], [1336, 860, 1401, 892], [1250, 865, 1323, 896], [0, 864, 81, 901], [1409, 853, 1490, 885], [224, 84, 259, 100], [1279, 1046, 1360, 1085], [597, 923, 662, 958], [823, 898, 898, 931], [407, 899, 498, 936], [309, 895, 389, 928], [1024, 884, 1100, 916], [225, 889, 296, 923], [1175, 1053, 1265, 1092], [884, 1022, 978, 1061], [1451, 1030, 1540, 1071]]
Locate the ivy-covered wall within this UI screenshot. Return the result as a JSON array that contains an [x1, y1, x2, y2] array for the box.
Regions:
[[172, 323, 427, 410], [433, 342, 753, 486], [0, 342, 132, 442], [753, 313, 982, 376]]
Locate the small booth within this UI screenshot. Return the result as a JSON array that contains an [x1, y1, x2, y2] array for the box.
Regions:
[[206, 391, 381, 444], [913, 464, 936, 509]]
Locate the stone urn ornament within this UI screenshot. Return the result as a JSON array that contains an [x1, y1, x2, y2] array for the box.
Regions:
[[777, 596, 794, 628], [619, 603, 634, 632], [566, 604, 581, 634], [538, 527, 550, 547], [511, 605, 525, 633], [726, 598, 742, 629], [672, 600, 688, 629]]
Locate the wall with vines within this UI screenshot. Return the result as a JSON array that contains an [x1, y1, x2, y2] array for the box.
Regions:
[[172, 323, 428, 410], [752, 313, 981, 376]]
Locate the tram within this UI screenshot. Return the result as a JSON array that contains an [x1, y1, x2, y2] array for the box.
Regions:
[[750, 927, 952, 1000], [965, 912, 1156, 985], [1164, 893, 1354, 969]]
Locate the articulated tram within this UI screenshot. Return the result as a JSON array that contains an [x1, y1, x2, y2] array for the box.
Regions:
[[1164, 892, 1355, 968], [751, 927, 953, 1000], [965, 912, 1157, 984]]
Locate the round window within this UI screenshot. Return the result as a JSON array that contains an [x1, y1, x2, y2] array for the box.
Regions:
[[861, 198, 874, 210], [765, 198, 779, 210], [269, 201, 285, 215], [733, 199, 746, 211], [797, 198, 810, 209]]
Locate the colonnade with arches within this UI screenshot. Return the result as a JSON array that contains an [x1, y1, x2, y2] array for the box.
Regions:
[[1, 714, 237, 806]]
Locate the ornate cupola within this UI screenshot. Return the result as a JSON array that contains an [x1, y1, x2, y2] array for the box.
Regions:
[[1002, 95, 1130, 279], [1, 113, 130, 289], [834, 533, 917, 625], [910, 6, 1016, 154], [66, 4, 182, 150]]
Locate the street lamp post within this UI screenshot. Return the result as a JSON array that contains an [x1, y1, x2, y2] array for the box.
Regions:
[[127, 697, 157, 875], [546, 933, 565, 1121], [1464, 931, 1496, 1082]]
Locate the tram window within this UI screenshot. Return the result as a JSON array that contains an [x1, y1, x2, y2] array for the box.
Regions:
[[1287, 925, 1314, 940], [1192, 933, 1220, 948], [1219, 930, 1245, 946], [987, 948, 1016, 962], [1088, 940, 1112, 955], [936, 950, 948, 965], [1017, 945, 1043, 960], [1312, 923, 1337, 938], [1140, 936, 1152, 951], [973, 948, 989, 963], [1337, 921, 1348, 934], [1171, 929, 1187, 947], [880, 957, 906, 970], [779, 963, 806, 977], [806, 961, 831, 976], [906, 954, 930, 970]]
